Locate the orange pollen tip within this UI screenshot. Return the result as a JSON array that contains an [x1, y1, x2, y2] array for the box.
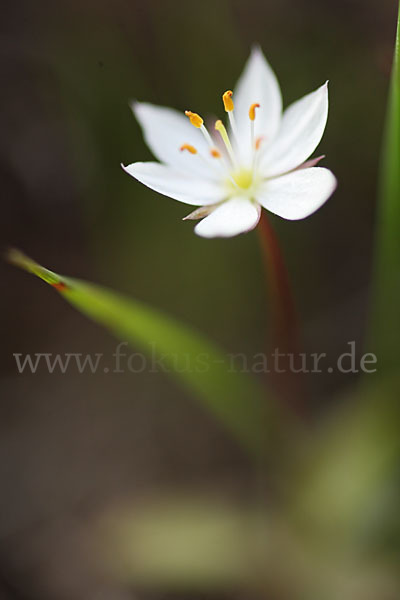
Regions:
[[210, 148, 221, 158], [180, 143, 197, 154], [255, 136, 264, 150], [185, 111, 203, 128], [249, 103, 260, 121], [222, 90, 234, 112]]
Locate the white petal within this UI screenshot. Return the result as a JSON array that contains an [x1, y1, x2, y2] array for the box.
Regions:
[[132, 102, 214, 178], [122, 162, 226, 206], [261, 82, 329, 177], [233, 47, 282, 161], [256, 167, 336, 220], [194, 197, 261, 238]]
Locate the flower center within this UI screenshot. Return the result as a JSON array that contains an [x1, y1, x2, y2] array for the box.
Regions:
[[232, 169, 253, 189]]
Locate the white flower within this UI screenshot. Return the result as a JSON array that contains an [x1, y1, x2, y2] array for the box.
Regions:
[[123, 47, 337, 238]]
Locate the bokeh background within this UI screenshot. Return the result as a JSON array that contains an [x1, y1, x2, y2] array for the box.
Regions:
[[1, 0, 399, 598]]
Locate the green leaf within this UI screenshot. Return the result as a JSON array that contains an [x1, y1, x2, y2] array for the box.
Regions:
[[368, 2, 400, 372], [7, 249, 269, 454]]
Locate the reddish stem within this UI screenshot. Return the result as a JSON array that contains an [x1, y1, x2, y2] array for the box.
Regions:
[[257, 212, 306, 412]]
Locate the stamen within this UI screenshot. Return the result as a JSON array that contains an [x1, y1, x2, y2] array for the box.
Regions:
[[209, 145, 236, 186], [249, 103, 260, 151], [210, 148, 221, 158], [184, 110, 216, 154], [251, 135, 264, 185], [255, 136, 264, 151], [185, 110, 204, 128], [200, 124, 215, 148], [249, 103, 260, 121], [180, 143, 198, 154], [222, 90, 234, 112], [222, 90, 239, 146], [181, 136, 225, 175], [215, 119, 236, 166]]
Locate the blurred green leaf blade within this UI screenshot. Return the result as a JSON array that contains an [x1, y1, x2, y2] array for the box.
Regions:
[[7, 249, 268, 454], [369, 2, 400, 371]]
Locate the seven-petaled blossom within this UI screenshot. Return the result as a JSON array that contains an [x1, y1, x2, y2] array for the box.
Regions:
[[122, 47, 337, 238]]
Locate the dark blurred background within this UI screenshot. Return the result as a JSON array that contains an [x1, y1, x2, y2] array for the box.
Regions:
[[0, 0, 398, 598]]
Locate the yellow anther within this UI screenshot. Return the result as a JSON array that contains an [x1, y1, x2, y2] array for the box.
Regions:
[[222, 90, 234, 112], [180, 143, 198, 154], [185, 111, 203, 128], [210, 148, 221, 158], [249, 103, 260, 121]]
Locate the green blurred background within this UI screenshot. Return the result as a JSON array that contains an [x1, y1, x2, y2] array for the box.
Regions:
[[0, 0, 399, 598]]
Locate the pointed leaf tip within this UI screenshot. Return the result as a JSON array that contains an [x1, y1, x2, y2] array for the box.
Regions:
[[6, 250, 272, 454], [6, 248, 70, 291]]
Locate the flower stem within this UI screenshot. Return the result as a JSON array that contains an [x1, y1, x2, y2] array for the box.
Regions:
[[257, 212, 306, 413]]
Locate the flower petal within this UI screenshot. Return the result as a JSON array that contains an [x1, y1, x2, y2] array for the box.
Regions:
[[132, 102, 215, 178], [256, 167, 337, 220], [122, 162, 226, 206], [183, 205, 218, 220], [233, 47, 282, 161], [194, 198, 261, 238], [261, 82, 329, 177]]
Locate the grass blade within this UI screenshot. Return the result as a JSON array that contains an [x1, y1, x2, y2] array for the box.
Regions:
[[369, 3, 400, 372], [7, 249, 269, 454]]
